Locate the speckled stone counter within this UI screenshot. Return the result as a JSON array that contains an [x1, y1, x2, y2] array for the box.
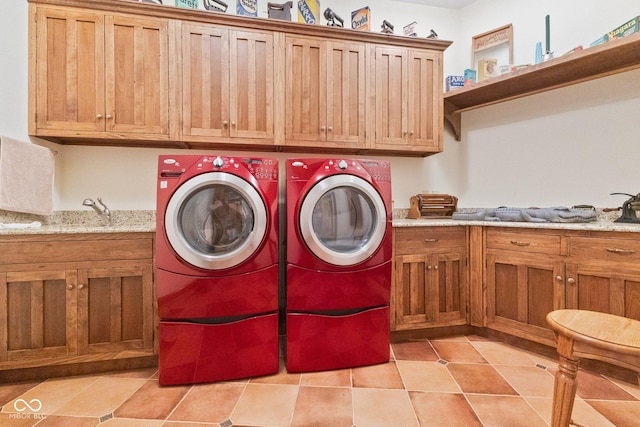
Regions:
[[392, 209, 640, 233], [0, 210, 155, 235]]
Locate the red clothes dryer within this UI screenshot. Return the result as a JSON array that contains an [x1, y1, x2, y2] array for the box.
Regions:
[[285, 158, 392, 372], [156, 155, 279, 385]]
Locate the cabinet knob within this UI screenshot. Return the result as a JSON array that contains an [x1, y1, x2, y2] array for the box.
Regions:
[[223, 120, 228, 127], [555, 275, 563, 282], [427, 265, 432, 270], [96, 113, 103, 119], [320, 126, 326, 131], [231, 121, 236, 127], [106, 114, 112, 119], [433, 265, 438, 270], [328, 126, 333, 131], [567, 278, 575, 284], [78, 284, 86, 290], [67, 284, 74, 290], [410, 131, 414, 135]]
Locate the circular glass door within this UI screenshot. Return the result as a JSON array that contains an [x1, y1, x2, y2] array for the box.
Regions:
[[299, 175, 387, 266], [165, 172, 267, 270]]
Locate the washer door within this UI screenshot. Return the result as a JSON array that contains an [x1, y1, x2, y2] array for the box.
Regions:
[[299, 175, 387, 266], [165, 172, 267, 270]]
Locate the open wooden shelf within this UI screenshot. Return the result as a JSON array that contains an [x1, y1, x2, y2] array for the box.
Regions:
[[444, 32, 640, 141]]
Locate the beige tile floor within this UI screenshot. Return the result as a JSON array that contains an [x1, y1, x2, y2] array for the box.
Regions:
[[2, 335, 640, 426]]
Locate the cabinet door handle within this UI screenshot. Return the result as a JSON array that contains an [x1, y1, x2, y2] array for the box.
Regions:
[[510, 240, 531, 246], [328, 126, 333, 132], [433, 265, 438, 270], [223, 120, 228, 127], [606, 247, 636, 255], [78, 284, 86, 290], [424, 238, 439, 243], [567, 278, 575, 284], [106, 114, 112, 119], [67, 284, 74, 290], [427, 265, 432, 270], [555, 275, 563, 282], [96, 113, 103, 119]]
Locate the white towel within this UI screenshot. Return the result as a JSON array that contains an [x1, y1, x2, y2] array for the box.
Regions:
[[0, 136, 55, 216]]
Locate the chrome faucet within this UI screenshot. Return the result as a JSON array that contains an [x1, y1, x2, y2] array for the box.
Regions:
[[82, 197, 112, 226]]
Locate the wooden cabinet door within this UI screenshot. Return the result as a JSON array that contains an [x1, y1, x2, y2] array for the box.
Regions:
[[181, 24, 230, 139], [394, 254, 433, 329], [393, 249, 467, 330], [486, 252, 564, 345], [433, 250, 468, 325], [0, 270, 77, 364], [35, 7, 105, 133], [325, 41, 366, 147], [286, 36, 326, 143], [407, 50, 440, 151], [77, 262, 154, 355], [375, 46, 406, 147], [565, 262, 640, 321], [231, 30, 274, 140], [105, 15, 169, 136]]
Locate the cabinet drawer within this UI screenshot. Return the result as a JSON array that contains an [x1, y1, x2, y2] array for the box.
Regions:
[[570, 237, 640, 264], [395, 227, 465, 255], [486, 229, 561, 255], [0, 236, 153, 265]]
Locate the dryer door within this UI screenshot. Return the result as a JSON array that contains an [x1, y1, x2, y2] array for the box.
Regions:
[[165, 172, 267, 270], [299, 175, 387, 266]]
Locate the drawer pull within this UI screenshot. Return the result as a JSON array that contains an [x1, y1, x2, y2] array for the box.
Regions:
[[424, 238, 439, 243], [510, 240, 531, 246], [606, 248, 636, 255]]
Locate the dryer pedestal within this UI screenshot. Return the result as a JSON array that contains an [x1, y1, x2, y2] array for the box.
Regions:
[[159, 313, 279, 385], [285, 306, 389, 372]]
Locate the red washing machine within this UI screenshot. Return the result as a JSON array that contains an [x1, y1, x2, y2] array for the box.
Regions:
[[156, 155, 279, 385], [286, 158, 392, 372]]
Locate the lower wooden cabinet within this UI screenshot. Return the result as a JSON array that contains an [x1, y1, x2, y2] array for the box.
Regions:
[[392, 227, 468, 331], [486, 251, 564, 346], [0, 233, 154, 370], [485, 227, 640, 346]]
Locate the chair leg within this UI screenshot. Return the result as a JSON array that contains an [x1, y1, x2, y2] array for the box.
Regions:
[[551, 354, 580, 427]]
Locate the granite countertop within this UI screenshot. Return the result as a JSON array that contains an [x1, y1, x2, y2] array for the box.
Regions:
[[392, 209, 640, 233], [2, 208, 640, 235], [0, 210, 155, 235]]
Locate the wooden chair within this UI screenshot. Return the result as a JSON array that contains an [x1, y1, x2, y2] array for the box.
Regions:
[[546, 309, 640, 427]]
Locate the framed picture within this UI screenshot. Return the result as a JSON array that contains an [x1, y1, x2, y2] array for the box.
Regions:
[[472, 24, 513, 74]]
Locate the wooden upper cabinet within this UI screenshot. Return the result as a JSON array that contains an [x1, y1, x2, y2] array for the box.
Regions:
[[105, 15, 169, 136], [32, 5, 170, 139], [29, 0, 451, 154], [34, 7, 105, 134], [375, 46, 441, 153], [285, 36, 366, 149], [181, 24, 274, 144]]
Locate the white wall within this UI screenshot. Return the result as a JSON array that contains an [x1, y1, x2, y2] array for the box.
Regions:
[[427, 0, 640, 209], [1, 0, 638, 211]]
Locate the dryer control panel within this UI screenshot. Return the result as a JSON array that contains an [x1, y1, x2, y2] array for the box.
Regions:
[[158, 155, 277, 181]]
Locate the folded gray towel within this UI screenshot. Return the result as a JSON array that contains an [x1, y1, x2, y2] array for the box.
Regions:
[[452, 207, 597, 223]]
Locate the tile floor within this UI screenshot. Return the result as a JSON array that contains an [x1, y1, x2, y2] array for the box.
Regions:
[[2, 335, 640, 427]]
